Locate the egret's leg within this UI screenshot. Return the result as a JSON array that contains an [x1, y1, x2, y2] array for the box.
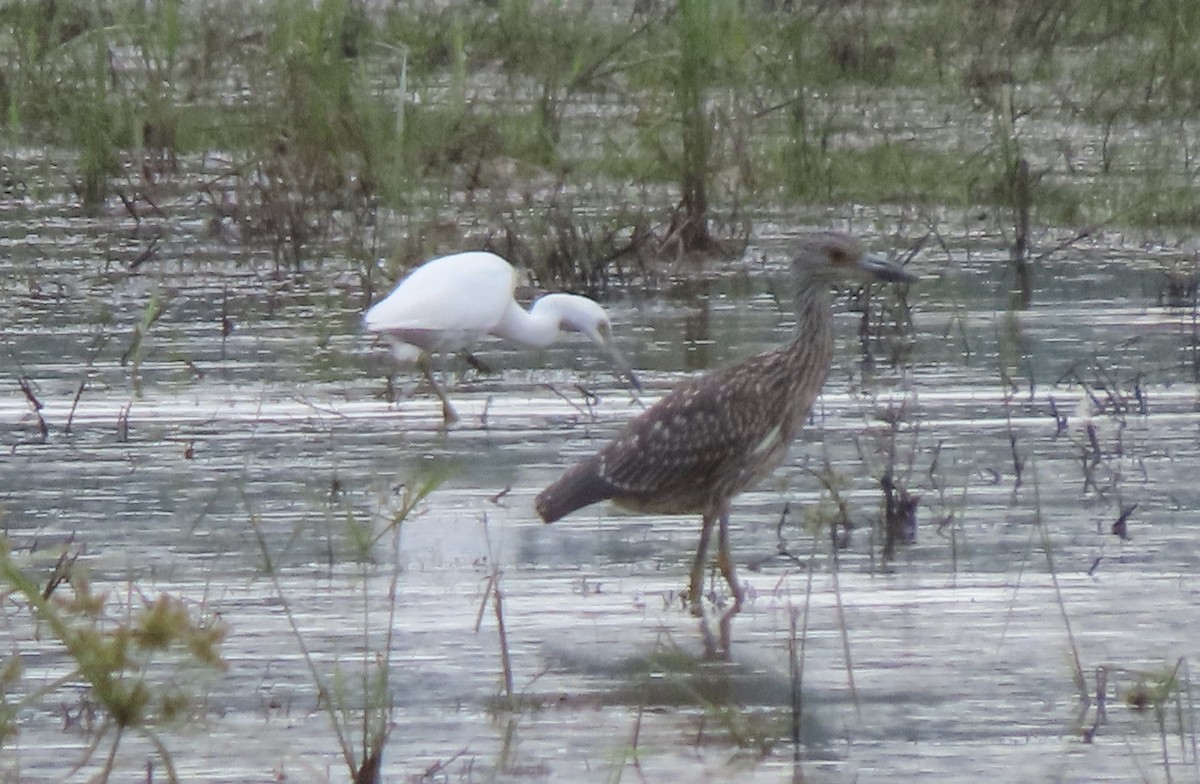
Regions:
[[460, 350, 493, 374], [374, 374, 397, 402], [419, 357, 459, 424], [689, 511, 717, 615], [715, 510, 743, 613]]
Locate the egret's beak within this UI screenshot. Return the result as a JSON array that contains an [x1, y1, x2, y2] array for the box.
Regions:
[[590, 330, 642, 392], [604, 339, 643, 392], [858, 252, 918, 284]]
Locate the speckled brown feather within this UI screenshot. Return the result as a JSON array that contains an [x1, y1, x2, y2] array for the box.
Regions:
[[534, 231, 914, 612], [536, 338, 832, 522], [535, 232, 875, 524]]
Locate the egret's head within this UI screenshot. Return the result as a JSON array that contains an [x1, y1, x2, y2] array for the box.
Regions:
[[792, 231, 917, 285], [534, 293, 642, 391]]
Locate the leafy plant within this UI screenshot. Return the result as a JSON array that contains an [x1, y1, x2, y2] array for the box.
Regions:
[[248, 467, 445, 784], [0, 539, 227, 782]]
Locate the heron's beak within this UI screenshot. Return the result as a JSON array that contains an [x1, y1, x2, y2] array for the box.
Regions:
[[858, 252, 918, 284]]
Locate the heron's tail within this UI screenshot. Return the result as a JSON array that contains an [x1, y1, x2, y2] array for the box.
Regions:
[[535, 457, 614, 523]]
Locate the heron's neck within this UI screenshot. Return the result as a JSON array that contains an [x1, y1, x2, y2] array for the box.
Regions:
[[788, 271, 836, 359], [491, 301, 561, 348]]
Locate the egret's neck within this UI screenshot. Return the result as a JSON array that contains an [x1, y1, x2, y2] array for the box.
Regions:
[[491, 301, 561, 348]]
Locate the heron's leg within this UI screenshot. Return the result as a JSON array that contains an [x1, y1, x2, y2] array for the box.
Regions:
[[459, 350, 493, 374], [689, 511, 717, 615], [419, 357, 459, 424], [716, 510, 743, 612], [697, 607, 735, 661]]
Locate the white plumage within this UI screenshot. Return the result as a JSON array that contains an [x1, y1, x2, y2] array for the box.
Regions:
[[364, 251, 638, 422]]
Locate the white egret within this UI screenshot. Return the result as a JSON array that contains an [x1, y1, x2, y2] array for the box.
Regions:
[[363, 251, 640, 423]]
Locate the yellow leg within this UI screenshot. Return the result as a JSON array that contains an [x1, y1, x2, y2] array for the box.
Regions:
[[688, 511, 717, 615], [716, 510, 743, 613], [460, 350, 492, 374], [419, 357, 459, 424]]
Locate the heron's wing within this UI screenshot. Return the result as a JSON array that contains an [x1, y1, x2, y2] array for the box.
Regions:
[[596, 356, 789, 507], [363, 252, 517, 340]]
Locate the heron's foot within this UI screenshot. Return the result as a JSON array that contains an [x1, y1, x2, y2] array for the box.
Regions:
[[727, 584, 744, 615], [681, 582, 743, 617], [716, 559, 744, 615]]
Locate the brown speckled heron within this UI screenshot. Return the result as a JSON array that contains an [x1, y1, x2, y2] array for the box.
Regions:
[[535, 232, 916, 613]]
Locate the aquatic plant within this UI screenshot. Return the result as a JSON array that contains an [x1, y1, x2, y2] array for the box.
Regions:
[[5, 0, 1200, 248], [664, 0, 751, 255], [0, 539, 227, 782], [0, 652, 21, 751], [670, 0, 716, 253], [230, 0, 406, 269], [247, 467, 443, 784]]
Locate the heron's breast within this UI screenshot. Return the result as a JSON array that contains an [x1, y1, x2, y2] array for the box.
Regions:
[[610, 492, 714, 516]]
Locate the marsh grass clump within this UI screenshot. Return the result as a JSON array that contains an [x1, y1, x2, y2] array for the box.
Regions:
[[0, 538, 227, 781], [798, 463, 857, 558], [0, 654, 20, 748], [1123, 667, 1181, 715], [224, 0, 406, 269], [1, 0, 410, 265], [1079, 658, 1197, 768], [0, 1, 190, 212], [1157, 256, 1200, 308], [480, 197, 658, 294], [247, 467, 445, 784], [9, 0, 1200, 322], [344, 468, 447, 562]]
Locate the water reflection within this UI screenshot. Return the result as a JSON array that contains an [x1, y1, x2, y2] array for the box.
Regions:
[[677, 277, 713, 371], [699, 608, 735, 661]]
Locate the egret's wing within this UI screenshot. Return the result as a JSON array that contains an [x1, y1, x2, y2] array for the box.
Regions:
[[363, 252, 517, 349]]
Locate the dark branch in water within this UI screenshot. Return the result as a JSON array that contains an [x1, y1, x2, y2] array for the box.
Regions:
[[1111, 503, 1137, 541], [129, 236, 160, 270], [17, 375, 48, 444]]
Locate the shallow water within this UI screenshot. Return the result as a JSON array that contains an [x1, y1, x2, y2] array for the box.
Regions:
[[3, 181, 1200, 783]]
